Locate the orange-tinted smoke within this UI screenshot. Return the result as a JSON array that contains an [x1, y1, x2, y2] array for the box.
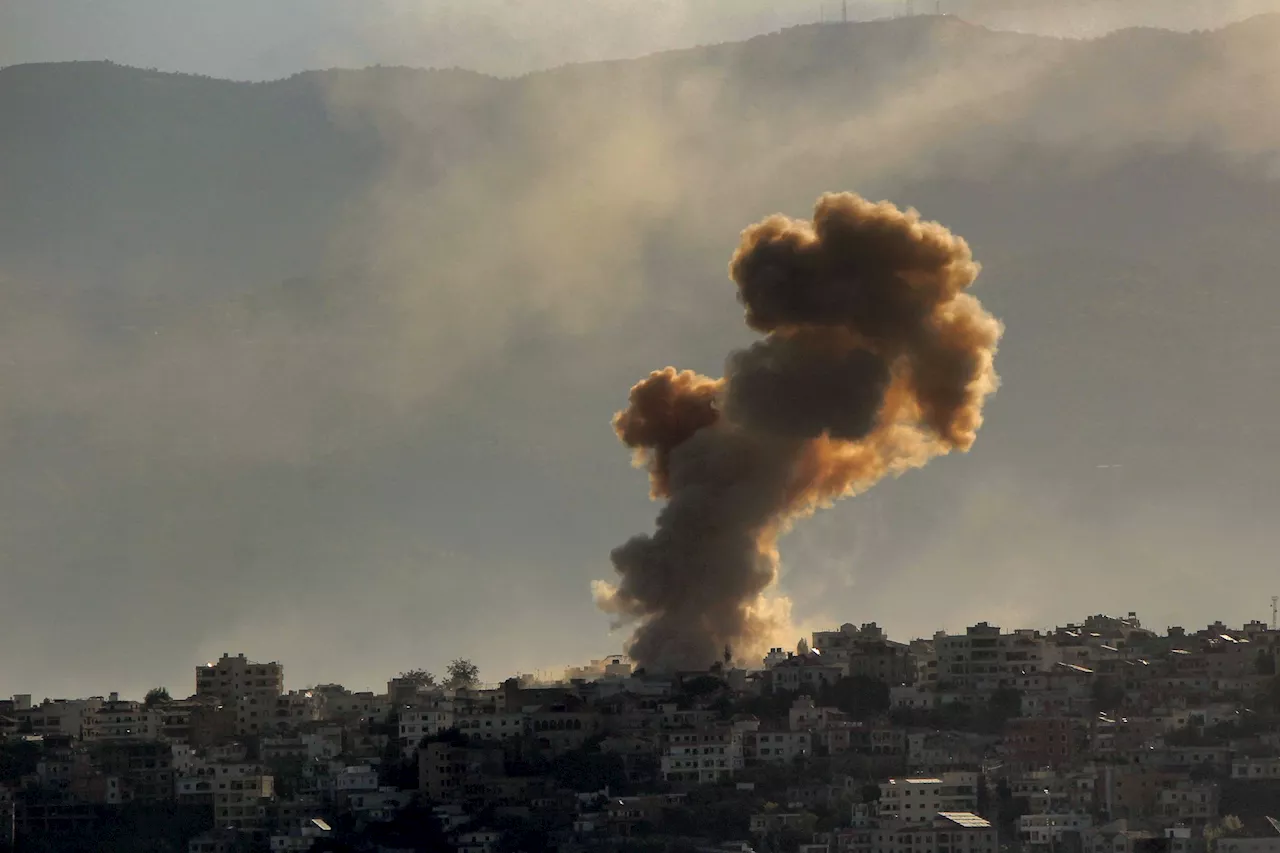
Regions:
[[596, 192, 1002, 671], [612, 367, 723, 498]]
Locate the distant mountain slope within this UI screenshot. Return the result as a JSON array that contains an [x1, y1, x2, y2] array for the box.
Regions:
[[2, 16, 1279, 695]]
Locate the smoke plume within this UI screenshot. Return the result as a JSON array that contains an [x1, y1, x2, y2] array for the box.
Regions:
[[593, 192, 1003, 671]]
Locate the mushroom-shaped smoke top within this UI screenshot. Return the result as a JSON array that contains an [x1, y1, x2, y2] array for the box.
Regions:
[[593, 192, 1003, 672]]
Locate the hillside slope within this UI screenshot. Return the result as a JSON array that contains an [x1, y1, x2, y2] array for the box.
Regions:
[[2, 16, 1279, 692]]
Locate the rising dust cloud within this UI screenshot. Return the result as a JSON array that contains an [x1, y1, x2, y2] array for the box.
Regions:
[[593, 192, 1004, 671]]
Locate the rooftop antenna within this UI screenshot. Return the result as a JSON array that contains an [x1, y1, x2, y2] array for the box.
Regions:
[[1272, 596, 1278, 630]]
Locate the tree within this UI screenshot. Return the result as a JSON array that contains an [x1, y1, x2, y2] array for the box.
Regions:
[[550, 748, 627, 793], [681, 675, 727, 698], [819, 676, 890, 719], [398, 669, 436, 687], [1257, 675, 1280, 712], [143, 687, 171, 707], [446, 659, 479, 689], [1205, 814, 1246, 852], [1256, 649, 1276, 676], [1091, 676, 1126, 713], [0, 739, 41, 783]]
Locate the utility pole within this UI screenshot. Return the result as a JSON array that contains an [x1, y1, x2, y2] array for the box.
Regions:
[[842, 0, 848, 23], [1272, 596, 1278, 630]]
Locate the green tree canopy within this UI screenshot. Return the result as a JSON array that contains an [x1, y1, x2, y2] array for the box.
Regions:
[[398, 669, 436, 687], [446, 659, 479, 689]]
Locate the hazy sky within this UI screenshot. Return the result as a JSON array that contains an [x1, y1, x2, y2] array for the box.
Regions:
[[0, 0, 826, 79], [5, 0, 1276, 80], [3, 2, 1280, 703]]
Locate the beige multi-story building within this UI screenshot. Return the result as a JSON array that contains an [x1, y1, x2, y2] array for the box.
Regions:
[[196, 653, 283, 705], [455, 710, 528, 743], [934, 624, 1059, 693], [262, 691, 324, 734], [877, 773, 980, 825], [315, 685, 382, 722], [418, 742, 504, 802], [812, 623, 914, 685], [13, 698, 102, 740], [212, 773, 273, 831], [870, 812, 997, 853], [1158, 782, 1216, 823], [528, 706, 600, 754], [1019, 813, 1094, 850]]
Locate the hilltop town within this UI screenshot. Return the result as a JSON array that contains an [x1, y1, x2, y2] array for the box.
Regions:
[[4, 612, 1280, 853]]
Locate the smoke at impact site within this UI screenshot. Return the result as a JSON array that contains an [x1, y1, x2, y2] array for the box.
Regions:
[[593, 192, 1004, 671]]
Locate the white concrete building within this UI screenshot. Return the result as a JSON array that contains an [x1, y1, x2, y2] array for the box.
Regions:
[[1233, 759, 1280, 780], [400, 706, 456, 757], [84, 698, 161, 741], [13, 698, 102, 740], [334, 765, 379, 794], [890, 684, 938, 710], [1158, 784, 1215, 822], [661, 724, 745, 785], [455, 710, 528, 742], [456, 828, 501, 853], [269, 818, 331, 852], [348, 789, 413, 821], [788, 696, 835, 731], [316, 687, 381, 721], [749, 730, 811, 764], [261, 731, 341, 762], [1019, 813, 1094, 850], [265, 691, 325, 733]]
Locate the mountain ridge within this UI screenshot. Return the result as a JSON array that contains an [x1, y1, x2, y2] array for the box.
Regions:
[[2, 12, 1279, 694]]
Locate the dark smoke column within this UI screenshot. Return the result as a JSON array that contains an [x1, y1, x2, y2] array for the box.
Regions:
[[594, 193, 1003, 672]]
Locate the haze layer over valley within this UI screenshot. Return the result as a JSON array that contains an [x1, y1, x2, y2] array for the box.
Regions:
[[2, 14, 1279, 696]]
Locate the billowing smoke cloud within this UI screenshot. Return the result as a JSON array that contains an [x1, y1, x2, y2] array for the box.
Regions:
[[594, 192, 1003, 671]]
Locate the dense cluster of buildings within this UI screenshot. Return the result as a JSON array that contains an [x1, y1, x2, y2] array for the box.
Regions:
[[3, 613, 1280, 852]]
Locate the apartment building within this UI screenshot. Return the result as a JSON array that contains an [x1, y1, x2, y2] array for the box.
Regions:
[[12, 698, 102, 740], [746, 730, 811, 764], [872, 811, 997, 853], [934, 624, 1059, 693], [84, 696, 161, 742], [812, 623, 914, 684], [1004, 717, 1081, 771], [196, 653, 283, 705], [660, 724, 745, 785], [213, 774, 274, 831], [1019, 813, 1094, 850], [877, 772, 979, 825], [418, 742, 504, 802], [400, 705, 456, 757]]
